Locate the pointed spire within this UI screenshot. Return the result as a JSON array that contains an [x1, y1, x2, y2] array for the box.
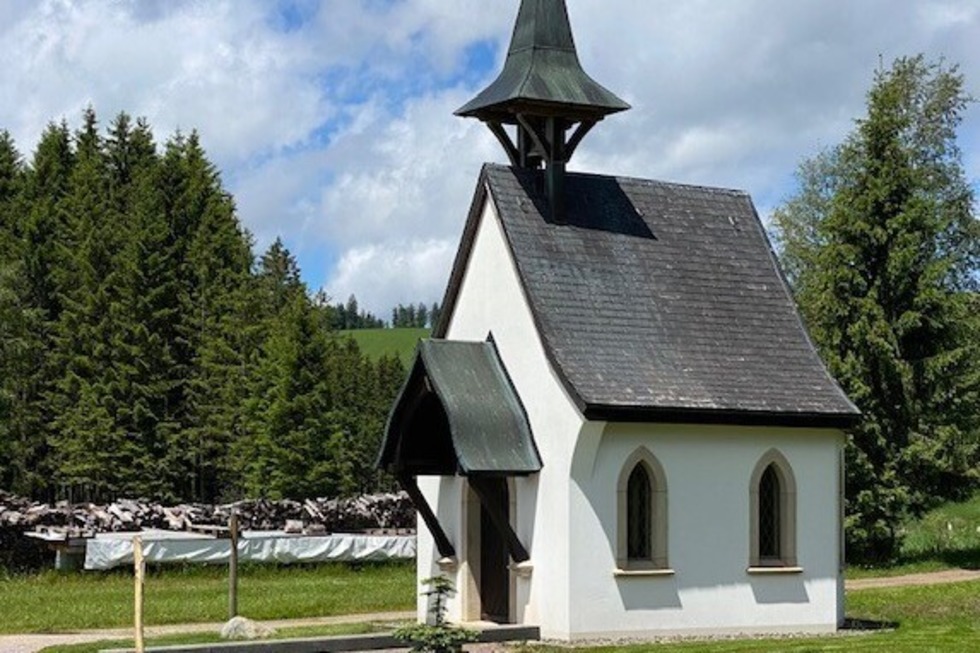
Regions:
[[456, 0, 629, 221], [456, 0, 629, 121]]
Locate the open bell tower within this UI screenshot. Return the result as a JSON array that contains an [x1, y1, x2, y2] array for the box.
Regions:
[[456, 0, 629, 221]]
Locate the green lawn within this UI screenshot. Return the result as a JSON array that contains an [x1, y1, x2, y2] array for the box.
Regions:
[[0, 562, 415, 634], [340, 327, 429, 365], [519, 581, 980, 652], [39, 621, 394, 653], [39, 580, 980, 653]]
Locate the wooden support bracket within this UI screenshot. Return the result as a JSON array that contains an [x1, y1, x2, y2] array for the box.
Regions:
[[398, 473, 456, 559]]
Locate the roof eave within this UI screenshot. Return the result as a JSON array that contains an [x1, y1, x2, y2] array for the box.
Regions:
[[583, 404, 862, 430]]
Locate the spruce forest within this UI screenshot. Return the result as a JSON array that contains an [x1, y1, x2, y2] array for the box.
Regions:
[[0, 109, 409, 505]]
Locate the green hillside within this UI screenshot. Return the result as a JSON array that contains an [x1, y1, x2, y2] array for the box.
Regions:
[[901, 491, 980, 564], [340, 328, 430, 366]]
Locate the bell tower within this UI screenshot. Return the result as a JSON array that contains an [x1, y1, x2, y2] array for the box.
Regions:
[[456, 0, 629, 221]]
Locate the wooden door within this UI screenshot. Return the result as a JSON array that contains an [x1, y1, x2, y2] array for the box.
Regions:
[[479, 477, 510, 623]]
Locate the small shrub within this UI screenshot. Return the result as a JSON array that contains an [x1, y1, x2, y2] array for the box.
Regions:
[[394, 575, 478, 653]]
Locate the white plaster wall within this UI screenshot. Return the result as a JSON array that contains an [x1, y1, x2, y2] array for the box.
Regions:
[[417, 192, 586, 638], [567, 423, 845, 639], [416, 474, 464, 620]]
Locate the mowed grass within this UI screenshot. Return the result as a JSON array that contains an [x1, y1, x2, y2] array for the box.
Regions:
[[0, 561, 415, 634], [28, 579, 980, 653], [340, 328, 429, 365], [520, 581, 980, 652], [38, 621, 392, 653]]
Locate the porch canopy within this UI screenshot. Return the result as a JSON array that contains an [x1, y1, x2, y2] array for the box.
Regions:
[[378, 339, 542, 561]]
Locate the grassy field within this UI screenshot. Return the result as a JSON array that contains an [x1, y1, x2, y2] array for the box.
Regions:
[[900, 491, 980, 565], [339, 327, 429, 365], [0, 561, 415, 635], [847, 491, 980, 578]]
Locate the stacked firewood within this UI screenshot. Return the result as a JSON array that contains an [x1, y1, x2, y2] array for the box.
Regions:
[[0, 490, 415, 535]]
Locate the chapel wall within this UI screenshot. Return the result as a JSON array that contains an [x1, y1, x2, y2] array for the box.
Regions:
[[564, 422, 844, 639]]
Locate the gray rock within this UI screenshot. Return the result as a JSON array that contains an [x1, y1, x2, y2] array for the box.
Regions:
[[220, 616, 276, 640]]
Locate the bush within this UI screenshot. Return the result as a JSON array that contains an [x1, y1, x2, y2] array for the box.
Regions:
[[394, 576, 478, 653]]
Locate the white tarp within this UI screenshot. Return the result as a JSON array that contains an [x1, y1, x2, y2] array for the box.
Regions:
[[83, 530, 416, 570]]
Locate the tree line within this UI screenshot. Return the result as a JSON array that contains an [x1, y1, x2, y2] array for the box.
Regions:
[[327, 294, 385, 330], [0, 109, 410, 504], [391, 302, 441, 328], [321, 295, 442, 330]]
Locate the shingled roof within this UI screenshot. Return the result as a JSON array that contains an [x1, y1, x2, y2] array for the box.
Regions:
[[435, 164, 860, 428], [379, 339, 542, 476]]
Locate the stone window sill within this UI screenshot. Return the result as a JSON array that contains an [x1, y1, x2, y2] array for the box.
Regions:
[[613, 568, 675, 577], [747, 566, 804, 575]]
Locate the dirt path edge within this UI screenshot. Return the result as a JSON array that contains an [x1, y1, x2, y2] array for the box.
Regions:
[[845, 568, 980, 590]]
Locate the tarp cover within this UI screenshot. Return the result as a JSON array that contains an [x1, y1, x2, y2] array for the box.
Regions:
[[84, 531, 415, 570]]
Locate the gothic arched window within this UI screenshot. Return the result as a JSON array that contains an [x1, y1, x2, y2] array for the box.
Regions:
[[759, 465, 781, 560], [617, 449, 668, 570], [627, 464, 652, 560], [750, 450, 797, 568]]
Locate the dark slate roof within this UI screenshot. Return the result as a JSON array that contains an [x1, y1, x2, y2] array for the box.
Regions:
[[435, 164, 860, 428], [379, 339, 542, 475], [455, 0, 629, 121]]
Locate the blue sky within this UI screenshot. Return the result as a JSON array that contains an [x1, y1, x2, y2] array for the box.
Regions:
[[1, 0, 978, 317]]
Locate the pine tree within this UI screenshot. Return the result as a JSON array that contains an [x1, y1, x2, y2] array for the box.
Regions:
[[171, 132, 255, 501], [774, 55, 980, 560], [0, 132, 29, 490], [103, 113, 178, 498], [0, 130, 20, 236], [240, 292, 352, 499], [48, 108, 140, 500], [21, 122, 74, 318], [257, 238, 305, 314], [2, 123, 76, 498]]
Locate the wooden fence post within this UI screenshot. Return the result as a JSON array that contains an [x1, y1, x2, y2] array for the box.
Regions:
[[229, 513, 239, 619], [134, 536, 145, 653]]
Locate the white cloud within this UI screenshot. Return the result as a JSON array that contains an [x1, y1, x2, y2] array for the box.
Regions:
[[1, 0, 326, 168], [317, 88, 501, 249], [326, 238, 456, 316], [1, 0, 977, 316]]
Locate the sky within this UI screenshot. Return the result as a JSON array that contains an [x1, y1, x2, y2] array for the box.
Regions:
[[1, 0, 978, 317]]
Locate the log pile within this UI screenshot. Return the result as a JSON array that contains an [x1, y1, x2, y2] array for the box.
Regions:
[[1, 489, 415, 539]]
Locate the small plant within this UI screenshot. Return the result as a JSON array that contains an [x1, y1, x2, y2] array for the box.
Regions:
[[394, 575, 478, 653]]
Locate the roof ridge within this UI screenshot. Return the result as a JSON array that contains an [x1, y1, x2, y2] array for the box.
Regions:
[[484, 162, 751, 197]]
